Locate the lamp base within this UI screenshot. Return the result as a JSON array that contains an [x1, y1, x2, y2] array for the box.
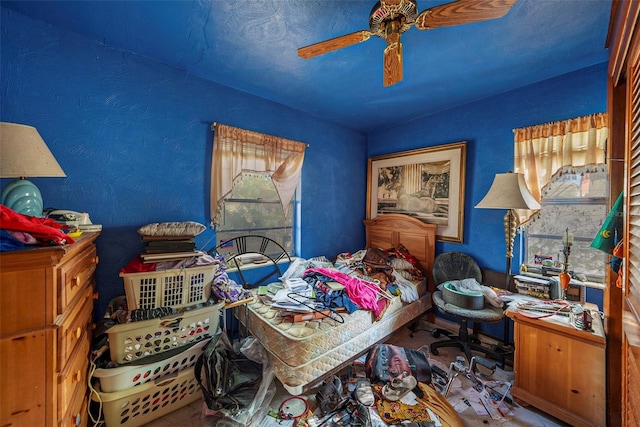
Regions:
[[1, 178, 44, 217]]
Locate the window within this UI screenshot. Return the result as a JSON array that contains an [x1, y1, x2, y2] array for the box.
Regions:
[[216, 171, 296, 256], [523, 167, 609, 284], [209, 123, 306, 258]]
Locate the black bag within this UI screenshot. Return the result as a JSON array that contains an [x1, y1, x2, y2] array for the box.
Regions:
[[195, 329, 263, 415], [365, 344, 432, 385]]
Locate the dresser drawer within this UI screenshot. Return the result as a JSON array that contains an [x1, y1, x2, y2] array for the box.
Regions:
[[58, 245, 98, 314], [58, 286, 94, 369], [59, 380, 89, 427], [1, 329, 52, 427], [0, 267, 49, 334], [58, 333, 90, 422]]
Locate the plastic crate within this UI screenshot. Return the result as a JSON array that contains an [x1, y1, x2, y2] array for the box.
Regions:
[[107, 301, 223, 364], [92, 366, 202, 427], [120, 265, 215, 310], [93, 338, 211, 392]]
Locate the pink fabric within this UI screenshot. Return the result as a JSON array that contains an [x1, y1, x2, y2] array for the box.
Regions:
[[305, 267, 389, 319]]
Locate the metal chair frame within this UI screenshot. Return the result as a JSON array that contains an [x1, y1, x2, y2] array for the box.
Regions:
[[210, 235, 291, 289]]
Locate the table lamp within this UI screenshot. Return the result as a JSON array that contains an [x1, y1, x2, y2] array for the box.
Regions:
[[475, 171, 541, 288], [0, 122, 66, 216]]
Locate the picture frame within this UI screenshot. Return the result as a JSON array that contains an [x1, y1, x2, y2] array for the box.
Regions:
[[366, 141, 467, 243]]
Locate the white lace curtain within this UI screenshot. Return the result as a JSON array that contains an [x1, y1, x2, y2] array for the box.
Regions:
[[513, 112, 608, 223], [209, 123, 306, 226]]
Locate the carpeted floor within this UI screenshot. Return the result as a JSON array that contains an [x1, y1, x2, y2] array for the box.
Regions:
[[141, 319, 570, 427]]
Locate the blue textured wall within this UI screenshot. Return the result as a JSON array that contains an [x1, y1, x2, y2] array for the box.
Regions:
[[1, 8, 607, 321], [368, 62, 608, 274], [1, 9, 367, 315]]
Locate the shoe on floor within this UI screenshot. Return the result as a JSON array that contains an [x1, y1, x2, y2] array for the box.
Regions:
[[353, 379, 375, 406]]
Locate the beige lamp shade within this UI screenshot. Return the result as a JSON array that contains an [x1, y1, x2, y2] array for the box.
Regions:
[[0, 122, 66, 178], [0, 122, 66, 216], [475, 172, 540, 210], [476, 171, 540, 262]]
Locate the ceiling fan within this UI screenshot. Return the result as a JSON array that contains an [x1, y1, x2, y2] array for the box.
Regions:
[[297, 0, 517, 87]]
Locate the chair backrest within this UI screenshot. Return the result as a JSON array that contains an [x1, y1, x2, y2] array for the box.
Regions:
[[432, 252, 482, 286]]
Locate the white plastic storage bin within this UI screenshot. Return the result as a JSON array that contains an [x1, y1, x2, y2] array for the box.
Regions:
[[107, 301, 223, 364], [120, 265, 215, 310], [92, 366, 202, 427], [93, 338, 211, 392]]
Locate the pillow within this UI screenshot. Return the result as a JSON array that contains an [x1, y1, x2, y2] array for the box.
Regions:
[[390, 257, 414, 271], [389, 244, 424, 280], [137, 221, 206, 237], [395, 269, 415, 281]]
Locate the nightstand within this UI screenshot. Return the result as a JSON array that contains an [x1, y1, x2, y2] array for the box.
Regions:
[[506, 302, 605, 427]]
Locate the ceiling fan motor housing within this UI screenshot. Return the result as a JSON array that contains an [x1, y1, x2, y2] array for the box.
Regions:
[[369, 0, 418, 38]]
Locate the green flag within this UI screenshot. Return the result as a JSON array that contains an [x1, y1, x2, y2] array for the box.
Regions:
[[591, 191, 624, 254]]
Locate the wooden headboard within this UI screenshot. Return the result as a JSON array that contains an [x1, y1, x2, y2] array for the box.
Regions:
[[363, 213, 437, 287]]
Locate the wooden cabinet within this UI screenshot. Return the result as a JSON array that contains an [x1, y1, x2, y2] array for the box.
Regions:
[[506, 303, 605, 427], [607, 2, 640, 425], [0, 233, 99, 427]]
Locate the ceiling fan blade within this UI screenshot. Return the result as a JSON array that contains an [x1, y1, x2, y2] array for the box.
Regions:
[[297, 30, 373, 59], [415, 0, 517, 30], [383, 34, 403, 87]]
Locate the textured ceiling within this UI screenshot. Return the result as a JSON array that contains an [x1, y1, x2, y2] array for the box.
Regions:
[[2, 0, 612, 132]]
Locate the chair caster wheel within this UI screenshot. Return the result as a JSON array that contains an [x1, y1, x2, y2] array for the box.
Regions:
[[431, 348, 439, 356], [432, 330, 441, 338]]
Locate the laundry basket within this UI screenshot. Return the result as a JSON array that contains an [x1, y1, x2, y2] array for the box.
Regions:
[[92, 366, 202, 427], [120, 265, 215, 310], [106, 300, 223, 364], [93, 338, 211, 392]]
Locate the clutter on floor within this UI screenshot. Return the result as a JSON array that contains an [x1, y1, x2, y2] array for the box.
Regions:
[[196, 338, 519, 427], [138, 320, 570, 427]]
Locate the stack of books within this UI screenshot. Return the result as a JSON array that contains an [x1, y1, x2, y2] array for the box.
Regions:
[[139, 235, 203, 263]]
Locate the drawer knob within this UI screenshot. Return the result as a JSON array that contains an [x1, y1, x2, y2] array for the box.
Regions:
[[75, 327, 82, 339], [93, 256, 99, 265], [72, 276, 80, 288], [72, 369, 82, 383]]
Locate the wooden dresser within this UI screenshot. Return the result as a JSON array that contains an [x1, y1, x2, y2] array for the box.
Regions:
[[0, 233, 99, 427]]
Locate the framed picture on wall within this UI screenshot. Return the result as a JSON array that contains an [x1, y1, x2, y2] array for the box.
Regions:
[[366, 141, 467, 243]]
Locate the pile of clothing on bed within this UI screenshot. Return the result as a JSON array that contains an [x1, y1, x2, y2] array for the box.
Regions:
[[262, 244, 425, 323]]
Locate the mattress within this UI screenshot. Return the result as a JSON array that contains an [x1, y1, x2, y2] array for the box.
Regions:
[[235, 280, 430, 395]]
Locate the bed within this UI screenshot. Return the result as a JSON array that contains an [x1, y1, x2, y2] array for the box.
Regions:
[[234, 214, 437, 395]]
